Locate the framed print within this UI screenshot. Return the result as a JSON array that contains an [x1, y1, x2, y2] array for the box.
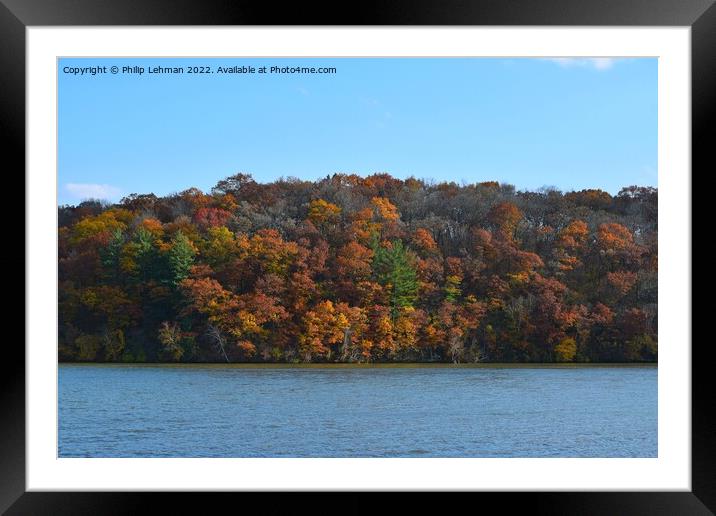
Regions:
[[4, 0, 713, 513]]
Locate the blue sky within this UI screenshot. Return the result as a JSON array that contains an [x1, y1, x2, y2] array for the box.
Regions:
[[58, 57, 657, 205]]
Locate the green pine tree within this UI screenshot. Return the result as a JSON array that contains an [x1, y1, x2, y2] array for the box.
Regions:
[[372, 239, 419, 319], [134, 226, 157, 283], [100, 228, 125, 283], [168, 231, 195, 287]]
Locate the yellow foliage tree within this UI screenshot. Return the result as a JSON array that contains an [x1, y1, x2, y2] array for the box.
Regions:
[[554, 337, 577, 362], [308, 199, 342, 225]]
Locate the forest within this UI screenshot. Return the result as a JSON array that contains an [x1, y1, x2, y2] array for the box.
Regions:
[[58, 173, 657, 363]]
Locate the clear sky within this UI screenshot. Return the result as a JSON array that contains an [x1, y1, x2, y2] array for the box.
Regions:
[[58, 57, 657, 205]]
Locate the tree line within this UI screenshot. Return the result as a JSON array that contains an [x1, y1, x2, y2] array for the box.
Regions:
[[58, 173, 657, 363]]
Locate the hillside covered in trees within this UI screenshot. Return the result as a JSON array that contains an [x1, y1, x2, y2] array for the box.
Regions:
[[58, 173, 657, 363]]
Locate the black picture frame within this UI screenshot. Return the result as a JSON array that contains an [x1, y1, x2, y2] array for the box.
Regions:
[[3, 0, 711, 513]]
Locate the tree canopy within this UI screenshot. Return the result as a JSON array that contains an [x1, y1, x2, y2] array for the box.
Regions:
[[58, 173, 657, 363]]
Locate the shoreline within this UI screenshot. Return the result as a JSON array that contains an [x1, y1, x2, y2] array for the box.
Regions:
[[58, 361, 657, 368]]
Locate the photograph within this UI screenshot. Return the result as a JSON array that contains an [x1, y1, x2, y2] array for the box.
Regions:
[[57, 56, 658, 459], [0, 0, 709, 506]]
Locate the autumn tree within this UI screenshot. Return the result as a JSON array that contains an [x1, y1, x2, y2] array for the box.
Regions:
[[299, 300, 349, 362], [307, 199, 342, 226], [488, 202, 523, 241]]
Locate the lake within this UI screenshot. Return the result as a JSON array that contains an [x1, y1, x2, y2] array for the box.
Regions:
[[58, 363, 657, 458]]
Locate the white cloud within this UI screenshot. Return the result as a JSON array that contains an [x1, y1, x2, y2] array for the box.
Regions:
[[65, 183, 121, 201], [591, 58, 616, 70], [544, 57, 618, 70]]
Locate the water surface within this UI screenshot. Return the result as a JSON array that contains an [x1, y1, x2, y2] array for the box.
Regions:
[[58, 363, 657, 457]]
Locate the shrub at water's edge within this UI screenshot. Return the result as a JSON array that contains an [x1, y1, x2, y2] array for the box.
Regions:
[[58, 173, 657, 364]]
